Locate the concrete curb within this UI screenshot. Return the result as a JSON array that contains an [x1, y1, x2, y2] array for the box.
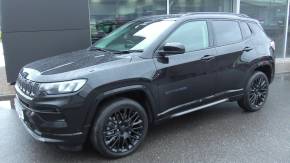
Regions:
[[0, 94, 15, 101]]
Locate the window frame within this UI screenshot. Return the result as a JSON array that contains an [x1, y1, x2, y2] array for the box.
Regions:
[[154, 19, 214, 56], [247, 22, 267, 38], [239, 21, 253, 40], [209, 19, 244, 47]]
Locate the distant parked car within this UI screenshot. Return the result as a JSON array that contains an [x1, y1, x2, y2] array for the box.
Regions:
[[15, 13, 275, 158]]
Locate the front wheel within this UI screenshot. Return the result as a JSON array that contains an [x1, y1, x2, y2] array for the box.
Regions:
[[238, 71, 269, 112], [90, 98, 148, 158]]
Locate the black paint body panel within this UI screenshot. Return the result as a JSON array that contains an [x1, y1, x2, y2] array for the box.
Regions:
[[14, 13, 275, 147]]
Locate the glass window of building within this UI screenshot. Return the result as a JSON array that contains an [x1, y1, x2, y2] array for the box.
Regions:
[[164, 21, 209, 52], [286, 4, 290, 58], [240, 0, 288, 58], [89, 0, 167, 43], [169, 0, 233, 14], [212, 21, 243, 46], [89, 0, 234, 43]]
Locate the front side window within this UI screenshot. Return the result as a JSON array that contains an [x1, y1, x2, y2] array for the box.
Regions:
[[164, 21, 209, 52], [93, 20, 175, 52], [212, 21, 243, 46]]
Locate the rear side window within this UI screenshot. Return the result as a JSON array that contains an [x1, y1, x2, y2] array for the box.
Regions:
[[212, 21, 242, 46], [248, 22, 268, 39], [240, 21, 252, 39], [165, 21, 209, 52]]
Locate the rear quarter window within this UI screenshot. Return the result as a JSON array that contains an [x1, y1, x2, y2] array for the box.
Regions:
[[248, 22, 268, 39], [240, 21, 252, 39], [212, 20, 243, 46]]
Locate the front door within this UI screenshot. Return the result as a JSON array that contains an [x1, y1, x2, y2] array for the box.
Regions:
[[153, 21, 217, 116]]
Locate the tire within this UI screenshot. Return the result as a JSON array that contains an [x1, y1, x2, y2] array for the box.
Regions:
[[90, 98, 148, 158], [238, 71, 269, 112]]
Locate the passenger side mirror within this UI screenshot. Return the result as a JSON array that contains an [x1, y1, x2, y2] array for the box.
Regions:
[[158, 42, 185, 56]]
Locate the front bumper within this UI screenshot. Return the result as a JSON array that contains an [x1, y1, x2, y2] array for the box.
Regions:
[[14, 88, 90, 146]]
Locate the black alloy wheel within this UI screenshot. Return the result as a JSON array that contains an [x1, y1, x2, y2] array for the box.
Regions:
[[91, 98, 148, 158], [248, 75, 268, 107], [238, 71, 269, 112], [103, 108, 145, 153]]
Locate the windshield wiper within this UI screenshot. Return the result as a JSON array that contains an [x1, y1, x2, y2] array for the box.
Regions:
[[113, 50, 144, 54], [89, 47, 111, 53]]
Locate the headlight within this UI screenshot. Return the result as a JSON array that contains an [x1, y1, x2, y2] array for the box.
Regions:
[[39, 79, 87, 95]]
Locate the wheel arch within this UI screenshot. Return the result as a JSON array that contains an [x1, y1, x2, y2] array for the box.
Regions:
[[96, 85, 156, 123], [84, 84, 158, 129], [253, 62, 274, 83]]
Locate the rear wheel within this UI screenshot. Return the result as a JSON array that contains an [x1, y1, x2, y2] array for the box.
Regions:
[[90, 98, 148, 158], [238, 71, 269, 112]]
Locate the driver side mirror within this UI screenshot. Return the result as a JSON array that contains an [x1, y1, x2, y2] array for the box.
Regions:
[[158, 42, 185, 56]]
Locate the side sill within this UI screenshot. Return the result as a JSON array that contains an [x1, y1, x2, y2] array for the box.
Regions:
[[170, 99, 228, 118], [157, 89, 243, 117]]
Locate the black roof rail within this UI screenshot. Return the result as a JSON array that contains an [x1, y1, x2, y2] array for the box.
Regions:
[[137, 14, 180, 20], [134, 12, 251, 22], [182, 12, 249, 18]]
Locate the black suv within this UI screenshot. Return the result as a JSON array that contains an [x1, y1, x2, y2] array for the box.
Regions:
[[15, 13, 275, 158]]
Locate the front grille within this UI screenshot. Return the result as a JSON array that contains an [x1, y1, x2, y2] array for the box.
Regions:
[[17, 74, 39, 97]]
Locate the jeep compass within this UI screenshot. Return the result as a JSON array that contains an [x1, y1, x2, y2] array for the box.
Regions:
[[14, 13, 275, 158]]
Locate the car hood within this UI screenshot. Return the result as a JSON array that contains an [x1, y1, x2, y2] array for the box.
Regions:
[[21, 49, 133, 81]]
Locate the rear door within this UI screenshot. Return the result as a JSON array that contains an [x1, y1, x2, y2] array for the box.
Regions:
[[210, 20, 255, 96]]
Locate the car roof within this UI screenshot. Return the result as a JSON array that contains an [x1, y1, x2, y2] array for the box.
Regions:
[[137, 12, 258, 22]]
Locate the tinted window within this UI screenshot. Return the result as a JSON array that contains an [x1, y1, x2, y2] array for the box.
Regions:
[[240, 22, 252, 39], [248, 22, 268, 39], [212, 21, 242, 46], [165, 21, 209, 52]]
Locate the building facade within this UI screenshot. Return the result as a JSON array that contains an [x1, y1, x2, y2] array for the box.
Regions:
[[89, 0, 290, 58], [1, 0, 290, 82]]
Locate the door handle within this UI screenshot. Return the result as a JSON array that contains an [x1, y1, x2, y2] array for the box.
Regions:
[[201, 55, 215, 61], [243, 47, 253, 52]]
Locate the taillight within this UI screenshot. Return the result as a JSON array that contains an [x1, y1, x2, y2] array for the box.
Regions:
[[270, 40, 275, 51]]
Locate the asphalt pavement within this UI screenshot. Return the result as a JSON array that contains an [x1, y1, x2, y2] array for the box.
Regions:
[[0, 73, 290, 163]]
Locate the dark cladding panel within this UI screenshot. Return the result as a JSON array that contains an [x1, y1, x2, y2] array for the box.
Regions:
[[3, 29, 90, 82], [1, 0, 90, 83], [1, 0, 89, 32]]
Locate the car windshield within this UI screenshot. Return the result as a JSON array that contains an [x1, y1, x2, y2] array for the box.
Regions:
[[92, 20, 175, 52]]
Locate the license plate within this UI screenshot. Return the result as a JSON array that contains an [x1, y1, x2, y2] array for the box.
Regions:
[[15, 98, 24, 120]]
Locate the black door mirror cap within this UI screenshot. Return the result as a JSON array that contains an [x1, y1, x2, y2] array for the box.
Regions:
[[158, 42, 185, 56]]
